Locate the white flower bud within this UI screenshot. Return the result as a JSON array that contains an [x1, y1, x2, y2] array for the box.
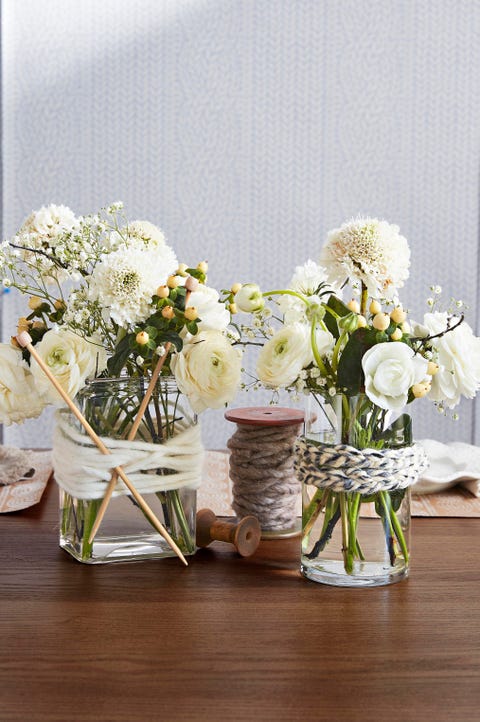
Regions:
[[235, 283, 265, 313]]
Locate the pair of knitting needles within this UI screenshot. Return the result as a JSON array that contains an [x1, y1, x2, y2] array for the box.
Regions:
[[17, 277, 199, 566]]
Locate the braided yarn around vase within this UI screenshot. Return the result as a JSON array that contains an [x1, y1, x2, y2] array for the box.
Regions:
[[294, 437, 429, 495]]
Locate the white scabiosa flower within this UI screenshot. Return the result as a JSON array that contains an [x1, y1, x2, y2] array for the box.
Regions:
[[0, 345, 45, 424], [108, 220, 170, 253], [30, 328, 106, 405], [320, 217, 410, 299], [88, 245, 177, 326], [256, 323, 313, 388], [126, 221, 166, 248], [362, 342, 428, 411], [422, 312, 480, 408], [172, 330, 242, 413]]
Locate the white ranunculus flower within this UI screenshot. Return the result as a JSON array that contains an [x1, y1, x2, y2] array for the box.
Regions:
[[422, 312, 480, 408], [30, 329, 106, 405], [88, 244, 177, 326], [172, 330, 242, 413], [313, 327, 335, 358], [235, 283, 265, 313], [0, 345, 45, 425], [362, 342, 428, 411], [186, 285, 230, 331], [320, 217, 410, 299], [256, 323, 313, 388]]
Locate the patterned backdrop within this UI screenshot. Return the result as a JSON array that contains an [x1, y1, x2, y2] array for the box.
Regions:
[[2, 0, 480, 448]]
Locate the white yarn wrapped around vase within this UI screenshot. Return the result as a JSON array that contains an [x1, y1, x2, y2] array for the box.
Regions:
[[52, 410, 204, 500]]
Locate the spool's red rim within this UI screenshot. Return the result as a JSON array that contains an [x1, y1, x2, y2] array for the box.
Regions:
[[224, 406, 305, 427]]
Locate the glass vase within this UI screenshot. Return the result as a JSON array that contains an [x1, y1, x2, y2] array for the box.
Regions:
[[299, 394, 418, 587], [55, 376, 200, 564]]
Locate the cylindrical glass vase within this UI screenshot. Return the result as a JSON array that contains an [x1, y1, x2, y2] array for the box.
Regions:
[[55, 376, 201, 564], [298, 394, 424, 588]]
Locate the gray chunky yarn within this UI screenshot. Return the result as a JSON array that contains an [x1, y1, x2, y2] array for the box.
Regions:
[[227, 422, 303, 530]]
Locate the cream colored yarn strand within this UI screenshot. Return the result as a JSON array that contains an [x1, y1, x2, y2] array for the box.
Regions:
[[53, 410, 204, 500]]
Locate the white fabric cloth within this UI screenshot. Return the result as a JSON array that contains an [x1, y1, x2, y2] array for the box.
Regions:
[[414, 439, 480, 497]]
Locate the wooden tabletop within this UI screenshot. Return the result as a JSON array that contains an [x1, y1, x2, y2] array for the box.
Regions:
[[1, 481, 480, 722]]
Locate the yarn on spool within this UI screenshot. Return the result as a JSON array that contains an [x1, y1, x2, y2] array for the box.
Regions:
[[225, 407, 305, 539]]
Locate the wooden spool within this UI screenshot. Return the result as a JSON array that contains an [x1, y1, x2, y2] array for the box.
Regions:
[[224, 407, 305, 428], [196, 508, 261, 557], [225, 407, 305, 539]]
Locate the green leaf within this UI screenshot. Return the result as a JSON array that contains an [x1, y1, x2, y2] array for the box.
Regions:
[[107, 333, 135, 376], [389, 489, 406, 512], [324, 295, 350, 339], [145, 312, 170, 330], [144, 325, 158, 338], [186, 268, 206, 283], [336, 327, 377, 396], [186, 320, 198, 335], [160, 331, 183, 352]]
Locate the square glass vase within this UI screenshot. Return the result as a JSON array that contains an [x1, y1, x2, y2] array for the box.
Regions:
[[55, 376, 199, 564], [59, 486, 197, 564]]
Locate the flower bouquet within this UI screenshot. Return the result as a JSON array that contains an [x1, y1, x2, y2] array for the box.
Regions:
[[234, 217, 480, 586], [0, 203, 242, 562]]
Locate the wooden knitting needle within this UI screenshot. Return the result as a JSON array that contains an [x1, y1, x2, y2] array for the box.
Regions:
[[88, 275, 199, 543], [87, 341, 172, 544], [16, 331, 188, 566]]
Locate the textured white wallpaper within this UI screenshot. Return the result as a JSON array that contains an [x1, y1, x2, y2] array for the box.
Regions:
[[2, 0, 480, 448]]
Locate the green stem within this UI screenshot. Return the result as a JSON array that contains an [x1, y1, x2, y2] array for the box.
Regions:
[[346, 493, 361, 570], [339, 492, 351, 573], [80, 499, 102, 561], [331, 331, 348, 373], [302, 488, 328, 542], [360, 284, 368, 316], [310, 317, 329, 376], [61, 493, 72, 536], [388, 498, 410, 563], [324, 305, 341, 321], [378, 491, 396, 565], [302, 488, 327, 528], [167, 489, 195, 554], [262, 289, 311, 306]]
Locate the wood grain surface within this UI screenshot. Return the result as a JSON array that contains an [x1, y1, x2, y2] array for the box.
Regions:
[[1, 481, 480, 722]]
